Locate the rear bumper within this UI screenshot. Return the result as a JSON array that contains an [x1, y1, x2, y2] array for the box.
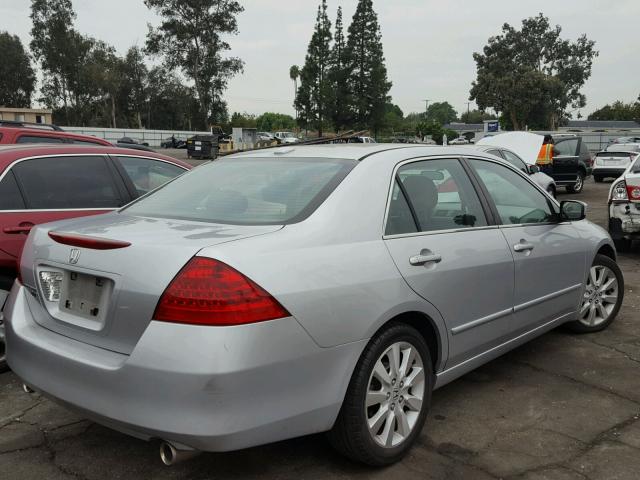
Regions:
[[609, 202, 640, 239], [5, 283, 365, 452], [593, 167, 626, 178]]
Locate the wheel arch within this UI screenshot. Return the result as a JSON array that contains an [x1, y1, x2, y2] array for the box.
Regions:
[[597, 243, 616, 261]]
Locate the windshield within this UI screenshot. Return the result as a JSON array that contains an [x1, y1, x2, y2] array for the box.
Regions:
[[123, 157, 357, 225]]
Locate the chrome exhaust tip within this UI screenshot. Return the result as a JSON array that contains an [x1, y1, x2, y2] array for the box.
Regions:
[[159, 441, 200, 466], [22, 383, 34, 394]]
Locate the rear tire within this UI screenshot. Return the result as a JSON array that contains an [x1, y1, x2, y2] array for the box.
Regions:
[[566, 171, 585, 193], [328, 323, 433, 466], [565, 254, 624, 333]]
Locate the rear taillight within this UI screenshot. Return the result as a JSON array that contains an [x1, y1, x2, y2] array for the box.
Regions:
[[611, 181, 629, 202], [627, 184, 640, 201], [154, 257, 290, 326]]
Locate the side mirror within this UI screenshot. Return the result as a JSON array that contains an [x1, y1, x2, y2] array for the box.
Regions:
[[528, 164, 540, 174], [560, 200, 587, 222]]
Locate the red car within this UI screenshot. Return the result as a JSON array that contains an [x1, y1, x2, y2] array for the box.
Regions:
[[0, 144, 191, 369], [0, 120, 113, 146]]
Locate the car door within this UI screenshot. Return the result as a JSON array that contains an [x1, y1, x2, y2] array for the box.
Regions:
[[383, 157, 515, 368], [552, 137, 579, 184], [0, 155, 128, 268], [111, 155, 187, 198], [467, 158, 587, 336]]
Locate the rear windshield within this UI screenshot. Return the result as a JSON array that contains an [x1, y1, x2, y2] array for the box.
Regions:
[[123, 157, 357, 225], [596, 152, 634, 158]]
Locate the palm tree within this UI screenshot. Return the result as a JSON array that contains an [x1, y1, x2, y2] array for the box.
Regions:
[[289, 65, 300, 120]]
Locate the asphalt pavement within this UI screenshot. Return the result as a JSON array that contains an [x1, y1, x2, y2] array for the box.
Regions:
[[1, 177, 639, 480]]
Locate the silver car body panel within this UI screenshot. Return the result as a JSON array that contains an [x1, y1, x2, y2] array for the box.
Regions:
[[5, 144, 616, 452]]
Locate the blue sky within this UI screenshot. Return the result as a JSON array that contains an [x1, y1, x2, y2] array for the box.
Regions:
[[4, 0, 639, 118]]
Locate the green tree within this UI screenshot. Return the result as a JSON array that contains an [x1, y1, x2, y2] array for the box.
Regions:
[[382, 102, 403, 133], [460, 109, 497, 124], [145, 0, 244, 129], [146, 67, 202, 130], [328, 6, 351, 132], [0, 32, 36, 107], [256, 112, 296, 131], [229, 112, 257, 128], [121, 46, 148, 128], [295, 0, 332, 135], [588, 101, 640, 121], [289, 65, 300, 118], [470, 13, 598, 130], [345, 0, 391, 135], [425, 101, 458, 125]]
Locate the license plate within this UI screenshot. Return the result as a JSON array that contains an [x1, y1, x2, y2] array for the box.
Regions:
[[604, 159, 623, 165], [60, 271, 109, 320]]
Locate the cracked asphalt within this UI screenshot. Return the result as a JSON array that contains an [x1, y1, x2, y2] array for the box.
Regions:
[[1, 177, 639, 480]]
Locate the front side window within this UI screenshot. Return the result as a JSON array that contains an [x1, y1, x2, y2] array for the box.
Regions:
[[0, 171, 26, 210], [470, 159, 557, 225], [501, 150, 528, 172], [12, 156, 122, 209], [388, 158, 487, 234], [116, 156, 185, 196], [124, 157, 356, 225], [553, 138, 578, 157]]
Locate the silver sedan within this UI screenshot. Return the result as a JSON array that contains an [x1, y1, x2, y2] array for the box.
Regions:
[[5, 145, 624, 466]]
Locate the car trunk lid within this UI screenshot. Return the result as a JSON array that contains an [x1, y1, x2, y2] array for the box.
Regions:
[[21, 212, 283, 354], [596, 152, 634, 168]]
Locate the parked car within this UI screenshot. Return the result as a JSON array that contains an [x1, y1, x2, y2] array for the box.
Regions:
[[593, 144, 640, 182], [274, 131, 299, 144], [0, 120, 112, 146], [608, 155, 640, 251], [116, 137, 155, 152], [256, 132, 275, 142], [448, 137, 469, 145], [347, 136, 376, 144], [608, 136, 640, 146], [6, 145, 623, 466], [161, 136, 186, 149], [0, 144, 191, 371], [478, 132, 592, 193], [471, 145, 557, 196]]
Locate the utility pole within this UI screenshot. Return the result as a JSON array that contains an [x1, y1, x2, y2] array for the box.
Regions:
[[422, 99, 430, 119]]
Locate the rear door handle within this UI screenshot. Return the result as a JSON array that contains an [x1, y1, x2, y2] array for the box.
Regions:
[[513, 242, 535, 252], [3, 224, 34, 234], [409, 252, 442, 266]]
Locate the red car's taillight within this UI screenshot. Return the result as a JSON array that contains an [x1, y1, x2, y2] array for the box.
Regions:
[[627, 184, 640, 201], [154, 257, 290, 326]]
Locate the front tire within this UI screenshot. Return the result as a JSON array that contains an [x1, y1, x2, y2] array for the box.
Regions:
[[328, 323, 433, 466], [565, 254, 624, 333]]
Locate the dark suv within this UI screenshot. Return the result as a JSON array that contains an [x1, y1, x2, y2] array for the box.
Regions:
[[550, 134, 593, 193], [0, 121, 112, 146]]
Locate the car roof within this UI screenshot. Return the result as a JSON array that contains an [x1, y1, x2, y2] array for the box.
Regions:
[[0, 144, 191, 170], [227, 143, 500, 162], [0, 126, 112, 145]]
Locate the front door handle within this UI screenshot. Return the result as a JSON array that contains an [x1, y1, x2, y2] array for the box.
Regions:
[[513, 241, 535, 253], [409, 251, 442, 266]]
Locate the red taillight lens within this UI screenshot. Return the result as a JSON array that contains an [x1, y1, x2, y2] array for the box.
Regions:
[[627, 184, 640, 201], [154, 257, 290, 326], [48, 232, 131, 250]]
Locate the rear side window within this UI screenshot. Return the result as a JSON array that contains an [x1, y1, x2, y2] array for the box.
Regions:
[[0, 171, 26, 210], [579, 142, 591, 158], [387, 158, 488, 234], [501, 150, 528, 172], [13, 156, 123, 209], [116, 156, 185, 196], [553, 139, 578, 156], [124, 157, 357, 225], [16, 135, 65, 144]]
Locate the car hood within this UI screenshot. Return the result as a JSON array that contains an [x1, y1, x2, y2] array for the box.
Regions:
[[478, 132, 544, 165]]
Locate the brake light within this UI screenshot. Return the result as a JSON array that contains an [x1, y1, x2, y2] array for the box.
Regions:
[[611, 181, 629, 201], [154, 257, 290, 326], [48, 232, 131, 250], [627, 184, 640, 201]]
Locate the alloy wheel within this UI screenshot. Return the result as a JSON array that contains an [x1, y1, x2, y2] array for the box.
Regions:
[[579, 265, 619, 327], [365, 341, 425, 448], [574, 174, 584, 192]]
